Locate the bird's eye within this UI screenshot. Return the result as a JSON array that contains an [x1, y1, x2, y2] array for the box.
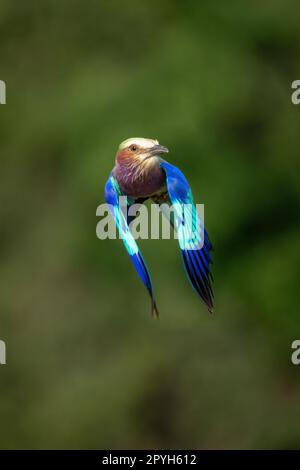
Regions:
[[130, 145, 137, 152]]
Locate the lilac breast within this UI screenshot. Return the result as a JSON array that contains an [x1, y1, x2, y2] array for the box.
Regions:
[[113, 162, 166, 198]]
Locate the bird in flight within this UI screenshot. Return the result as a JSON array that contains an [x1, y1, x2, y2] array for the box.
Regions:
[[105, 137, 214, 317]]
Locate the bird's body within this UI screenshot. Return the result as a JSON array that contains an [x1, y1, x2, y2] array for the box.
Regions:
[[105, 137, 214, 317]]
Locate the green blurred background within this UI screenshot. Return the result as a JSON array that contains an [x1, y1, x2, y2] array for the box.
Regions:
[[1, 0, 300, 449]]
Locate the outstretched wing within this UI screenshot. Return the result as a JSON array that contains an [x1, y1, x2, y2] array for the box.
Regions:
[[105, 174, 159, 317], [160, 161, 214, 312]]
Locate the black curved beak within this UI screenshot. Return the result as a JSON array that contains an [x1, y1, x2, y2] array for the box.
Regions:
[[150, 144, 169, 156]]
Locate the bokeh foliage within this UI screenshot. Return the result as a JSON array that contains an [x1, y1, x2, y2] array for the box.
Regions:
[[0, 0, 300, 449]]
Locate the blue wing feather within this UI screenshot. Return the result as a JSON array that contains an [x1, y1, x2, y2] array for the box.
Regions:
[[105, 174, 158, 317], [160, 161, 214, 312]]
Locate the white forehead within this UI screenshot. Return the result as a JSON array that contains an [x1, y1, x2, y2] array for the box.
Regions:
[[119, 137, 159, 150]]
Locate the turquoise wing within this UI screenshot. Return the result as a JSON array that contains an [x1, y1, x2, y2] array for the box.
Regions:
[[105, 174, 159, 317]]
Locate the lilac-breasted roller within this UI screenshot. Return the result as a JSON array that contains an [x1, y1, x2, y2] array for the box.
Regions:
[[105, 138, 214, 317]]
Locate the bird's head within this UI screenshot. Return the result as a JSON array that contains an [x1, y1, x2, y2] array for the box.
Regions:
[[116, 137, 169, 166]]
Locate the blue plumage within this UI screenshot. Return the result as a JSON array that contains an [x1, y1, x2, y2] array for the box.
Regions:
[[160, 162, 214, 312]]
